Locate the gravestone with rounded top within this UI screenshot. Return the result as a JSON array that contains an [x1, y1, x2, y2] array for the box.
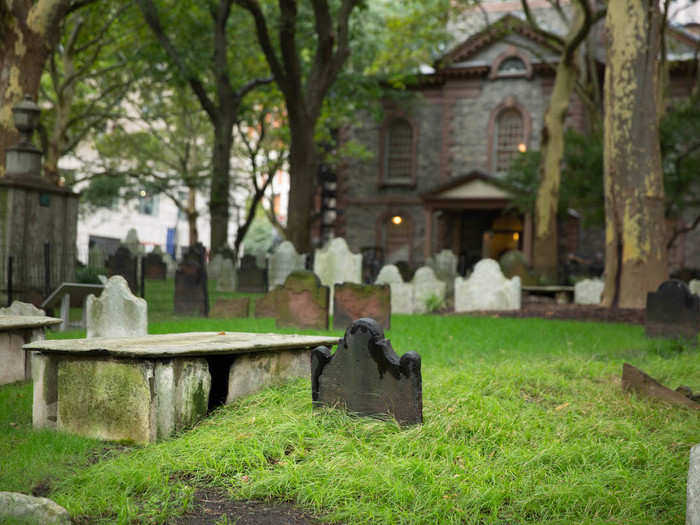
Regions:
[[269, 241, 306, 291], [455, 258, 521, 312], [255, 271, 329, 330], [314, 238, 362, 314], [375, 264, 414, 314], [412, 266, 447, 314], [124, 228, 143, 255], [208, 253, 225, 282], [312, 318, 422, 425], [215, 258, 237, 292], [106, 246, 138, 294], [427, 250, 458, 293], [574, 278, 604, 305], [333, 283, 390, 331], [236, 254, 267, 293], [85, 275, 147, 338], [645, 280, 700, 342], [144, 251, 166, 280]]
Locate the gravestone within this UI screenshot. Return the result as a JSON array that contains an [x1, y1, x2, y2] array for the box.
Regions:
[[163, 252, 177, 279], [395, 261, 415, 282], [215, 258, 237, 292], [412, 266, 447, 314], [313, 237, 362, 314], [237, 254, 267, 293], [255, 271, 329, 330], [0, 301, 45, 316], [312, 318, 422, 425], [88, 245, 106, 270], [455, 258, 521, 312], [375, 264, 414, 314], [690, 279, 700, 297], [268, 241, 305, 291], [143, 252, 166, 280], [208, 253, 226, 282], [210, 297, 250, 318], [689, 444, 700, 525], [124, 228, 142, 255], [427, 250, 458, 293], [106, 246, 138, 294], [333, 283, 391, 331], [645, 280, 700, 342], [174, 243, 209, 316], [574, 278, 604, 305], [361, 247, 384, 285], [85, 275, 147, 338]]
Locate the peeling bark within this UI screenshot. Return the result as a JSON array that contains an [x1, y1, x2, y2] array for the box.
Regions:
[[602, 0, 667, 309]]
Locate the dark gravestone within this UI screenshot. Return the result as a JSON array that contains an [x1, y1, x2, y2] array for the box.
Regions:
[[395, 261, 414, 282], [312, 318, 422, 425], [106, 246, 138, 294], [143, 252, 167, 280], [361, 247, 384, 284], [333, 283, 391, 331], [210, 297, 250, 318], [174, 243, 209, 316], [622, 363, 700, 410], [237, 254, 267, 293], [645, 280, 700, 342], [255, 271, 329, 330]]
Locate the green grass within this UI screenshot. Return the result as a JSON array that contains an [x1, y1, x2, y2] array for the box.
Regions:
[[1, 313, 698, 523]]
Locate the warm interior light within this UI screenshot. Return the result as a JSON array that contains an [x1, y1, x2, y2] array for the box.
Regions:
[[513, 232, 520, 241], [391, 215, 403, 225], [518, 143, 527, 153], [139, 190, 147, 197]]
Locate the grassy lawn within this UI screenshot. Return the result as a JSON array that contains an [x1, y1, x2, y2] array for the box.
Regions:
[[1, 291, 698, 523]]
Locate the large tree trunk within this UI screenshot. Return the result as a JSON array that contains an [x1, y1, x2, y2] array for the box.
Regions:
[[601, 0, 667, 309], [533, 60, 577, 282], [209, 119, 234, 253], [187, 187, 199, 246], [285, 116, 317, 253], [0, 1, 71, 177]]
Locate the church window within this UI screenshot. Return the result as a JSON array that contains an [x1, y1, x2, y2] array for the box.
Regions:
[[498, 56, 527, 75], [385, 118, 413, 182], [495, 109, 524, 172]]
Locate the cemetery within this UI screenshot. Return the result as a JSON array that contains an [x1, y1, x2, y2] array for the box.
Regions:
[[1, 1, 699, 523]]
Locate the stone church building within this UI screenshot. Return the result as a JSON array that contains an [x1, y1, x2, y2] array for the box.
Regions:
[[329, 9, 699, 278]]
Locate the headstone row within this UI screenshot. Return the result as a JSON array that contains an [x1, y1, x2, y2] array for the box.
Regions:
[[375, 265, 446, 314]]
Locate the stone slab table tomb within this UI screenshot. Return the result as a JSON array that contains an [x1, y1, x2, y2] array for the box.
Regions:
[[24, 331, 338, 444], [0, 316, 62, 385]]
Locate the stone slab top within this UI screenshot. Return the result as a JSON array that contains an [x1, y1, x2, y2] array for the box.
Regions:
[[24, 331, 339, 358], [41, 283, 105, 309], [0, 316, 62, 330]]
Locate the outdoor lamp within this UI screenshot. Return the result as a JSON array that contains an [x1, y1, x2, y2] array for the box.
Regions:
[[391, 215, 403, 225]]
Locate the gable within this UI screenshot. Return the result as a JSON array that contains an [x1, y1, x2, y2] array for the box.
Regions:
[[432, 178, 512, 200]]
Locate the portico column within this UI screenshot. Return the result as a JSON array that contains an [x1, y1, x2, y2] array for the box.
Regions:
[[424, 207, 433, 259]]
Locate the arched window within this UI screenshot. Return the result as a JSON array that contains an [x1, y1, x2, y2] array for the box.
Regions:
[[495, 109, 524, 172], [385, 118, 413, 182], [498, 56, 527, 75]]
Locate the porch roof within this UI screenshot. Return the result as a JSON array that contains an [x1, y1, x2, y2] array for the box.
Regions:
[[420, 170, 513, 209]]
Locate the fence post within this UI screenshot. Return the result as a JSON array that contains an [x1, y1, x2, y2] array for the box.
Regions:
[[44, 242, 51, 298], [7, 256, 13, 306]]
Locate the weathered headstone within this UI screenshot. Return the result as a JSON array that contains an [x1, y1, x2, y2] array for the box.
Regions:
[[85, 275, 147, 338], [499, 250, 537, 286], [124, 228, 143, 255], [0, 300, 45, 316], [215, 258, 237, 292], [645, 280, 700, 342], [312, 318, 422, 425], [210, 297, 250, 318], [690, 279, 700, 297], [574, 278, 604, 305], [361, 247, 384, 285], [0, 492, 72, 525], [163, 252, 177, 279], [143, 251, 167, 280], [621, 363, 700, 410], [427, 249, 458, 293], [375, 264, 414, 314], [689, 444, 700, 525], [333, 283, 391, 331], [412, 266, 447, 314], [237, 254, 267, 293], [454, 258, 521, 312], [313, 237, 362, 314], [208, 253, 226, 282], [268, 241, 305, 291], [255, 271, 329, 330], [106, 245, 138, 294], [174, 243, 209, 316]]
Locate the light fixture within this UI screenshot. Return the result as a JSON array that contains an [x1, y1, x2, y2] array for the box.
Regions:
[[518, 143, 527, 153], [139, 190, 147, 197], [513, 232, 520, 241], [391, 215, 403, 225]]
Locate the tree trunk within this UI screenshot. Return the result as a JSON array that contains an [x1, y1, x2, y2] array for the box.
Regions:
[[533, 59, 577, 282], [187, 187, 199, 246], [285, 117, 317, 253], [601, 0, 667, 309], [0, 1, 70, 177], [209, 119, 234, 253]]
